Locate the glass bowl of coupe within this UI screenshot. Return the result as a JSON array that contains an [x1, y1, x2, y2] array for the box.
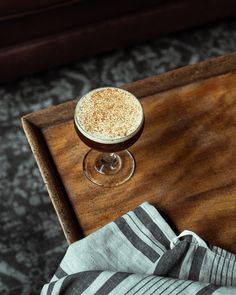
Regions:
[[74, 87, 144, 187]]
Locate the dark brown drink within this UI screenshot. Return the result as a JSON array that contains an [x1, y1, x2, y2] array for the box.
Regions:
[[74, 120, 144, 152], [74, 87, 144, 152]]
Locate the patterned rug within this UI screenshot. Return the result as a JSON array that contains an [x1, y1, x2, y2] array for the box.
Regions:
[[1, 19, 236, 294]]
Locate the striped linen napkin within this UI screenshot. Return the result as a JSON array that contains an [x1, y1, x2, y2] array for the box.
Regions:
[[41, 202, 236, 294]]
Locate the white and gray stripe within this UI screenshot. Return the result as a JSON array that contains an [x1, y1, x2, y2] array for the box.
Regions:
[[41, 202, 236, 295], [114, 217, 160, 263]]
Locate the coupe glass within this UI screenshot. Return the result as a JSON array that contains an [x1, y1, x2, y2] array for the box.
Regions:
[[74, 87, 144, 187]]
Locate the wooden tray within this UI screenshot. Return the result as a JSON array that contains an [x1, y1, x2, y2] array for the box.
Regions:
[[22, 53, 236, 253]]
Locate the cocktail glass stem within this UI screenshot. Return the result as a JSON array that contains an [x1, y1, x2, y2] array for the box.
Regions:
[[83, 149, 135, 187], [95, 153, 121, 175]]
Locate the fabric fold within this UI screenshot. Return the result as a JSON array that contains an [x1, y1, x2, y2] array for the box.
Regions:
[[41, 202, 236, 294]]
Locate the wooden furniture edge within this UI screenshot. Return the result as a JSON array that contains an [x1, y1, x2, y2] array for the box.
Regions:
[[21, 117, 82, 244], [123, 52, 236, 97], [23, 52, 236, 129], [2, 0, 236, 82], [22, 100, 77, 129]]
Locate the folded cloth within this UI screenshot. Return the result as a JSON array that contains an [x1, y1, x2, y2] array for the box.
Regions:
[[41, 202, 236, 294]]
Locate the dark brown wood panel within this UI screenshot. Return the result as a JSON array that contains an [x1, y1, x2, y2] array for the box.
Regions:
[[22, 53, 236, 253]]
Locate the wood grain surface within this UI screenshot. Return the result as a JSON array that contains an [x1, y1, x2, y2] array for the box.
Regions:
[[22, 53, 236, 253]]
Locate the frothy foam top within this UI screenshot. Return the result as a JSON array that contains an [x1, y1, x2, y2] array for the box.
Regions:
[[74, 87, 144, 144]]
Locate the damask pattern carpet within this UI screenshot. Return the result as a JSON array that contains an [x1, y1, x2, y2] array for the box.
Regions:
[[1, 19, 236, 294]]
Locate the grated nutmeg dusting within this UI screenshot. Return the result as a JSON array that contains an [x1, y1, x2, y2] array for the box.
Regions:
[[76, 88, 143, 140]]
